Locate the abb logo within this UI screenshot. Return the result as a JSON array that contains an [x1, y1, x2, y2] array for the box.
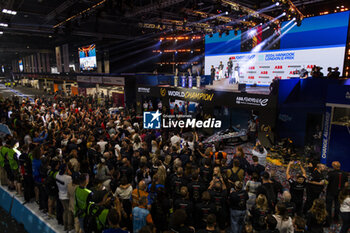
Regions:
[[275, 76, 282, 79], [230, 56, 236, 60], [261, 71, 268, 74], [275, 66, 283, 69], [307, 65, 315, 69], [289, 71, 298, 74], [249, 66, 255, 70], [248, 76, 254, 79]]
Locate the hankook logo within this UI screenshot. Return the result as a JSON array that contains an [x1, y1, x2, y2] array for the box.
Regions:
[[236, 96, 268, 106]]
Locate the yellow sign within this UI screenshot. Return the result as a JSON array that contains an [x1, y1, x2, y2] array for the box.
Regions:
[[160, 88, 166, 97]]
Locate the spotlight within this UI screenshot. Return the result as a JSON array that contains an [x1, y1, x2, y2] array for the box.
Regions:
[[225, 11, 228, 15], [282, 12, 287, 16], [292, 17, 296, 21], [175, 39, 178, 42], [191, 38, 193, 41], [191, 50, 193, 53], [267, 26, 270, 29], [175, 51, 178, 54], [276, 2, 280, 6], [159, 39, 162, 42], [160, 51, 162, 54], [0, 31, 3, 34], [0, 23, 8, 27], [248, 28, 257, 37]]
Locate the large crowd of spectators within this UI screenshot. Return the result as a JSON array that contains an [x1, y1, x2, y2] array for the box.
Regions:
[[0, 94, 349, 233]]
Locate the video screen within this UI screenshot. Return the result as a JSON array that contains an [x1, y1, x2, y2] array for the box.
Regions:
[[205, 11, 350, 85], [79, 44, 97, 71], [19, 60, 23, 72]]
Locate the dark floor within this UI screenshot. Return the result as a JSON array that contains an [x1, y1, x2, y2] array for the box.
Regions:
[[0, 207, 27, 233]]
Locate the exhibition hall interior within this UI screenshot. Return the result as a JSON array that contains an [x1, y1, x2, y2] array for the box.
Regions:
[[0, 0, 350, 233]]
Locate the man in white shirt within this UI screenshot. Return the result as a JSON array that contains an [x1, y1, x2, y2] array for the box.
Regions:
[[97, 138, 108, 154], [55, 164, 73, 231], [170, 132, 181, 146]]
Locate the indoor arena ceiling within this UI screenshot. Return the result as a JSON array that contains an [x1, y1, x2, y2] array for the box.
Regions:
[[0, 0, 348, 60]]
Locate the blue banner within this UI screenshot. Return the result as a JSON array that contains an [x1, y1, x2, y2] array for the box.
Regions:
[[321, 106, 332, 164]]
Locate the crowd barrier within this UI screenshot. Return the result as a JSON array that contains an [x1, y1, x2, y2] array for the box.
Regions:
[[0, 186, 58, 233]]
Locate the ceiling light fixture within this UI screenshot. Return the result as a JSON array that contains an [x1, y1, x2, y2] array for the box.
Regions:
[[2, 9, 17, 15]]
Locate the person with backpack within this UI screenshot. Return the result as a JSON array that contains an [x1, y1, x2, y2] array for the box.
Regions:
[[131, 180, 149, 209], [85, 195, 110, 233], [226, 159, 244, 189], [75, 173, 93, 233], [229, 181, 248, 233]]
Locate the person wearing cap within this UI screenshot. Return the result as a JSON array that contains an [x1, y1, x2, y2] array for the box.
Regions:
[[326, 161, 348, 222], [286, 160, 306, 216], [56, 163, 73, 232]]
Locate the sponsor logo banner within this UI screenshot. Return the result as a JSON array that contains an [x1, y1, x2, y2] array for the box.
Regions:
[[236, 96, 268, 106], [138, 87, 151, 93]]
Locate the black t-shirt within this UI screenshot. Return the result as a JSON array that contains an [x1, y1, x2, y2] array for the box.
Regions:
[[308, 169, 323, 193], [194, 202, 216, 229], [326, 170, 347, 195], [187, 180, 206, 202], [210, 68, 215, 76], [209, 189, 227, 213], [288, 178, 306, 202], [229, 190, 248, 210]]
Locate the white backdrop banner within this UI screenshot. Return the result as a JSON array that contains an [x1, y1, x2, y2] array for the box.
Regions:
[[205, 46, 346, 85]]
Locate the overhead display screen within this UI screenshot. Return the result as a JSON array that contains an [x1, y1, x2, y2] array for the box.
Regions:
[[79, 44, 97, 71], [205, 11, 350, 85]]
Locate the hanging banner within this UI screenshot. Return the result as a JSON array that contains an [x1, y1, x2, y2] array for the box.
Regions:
[[62, 44, 70, 73], [321, 106, 332, 164], [55, 46, 62, 73]]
